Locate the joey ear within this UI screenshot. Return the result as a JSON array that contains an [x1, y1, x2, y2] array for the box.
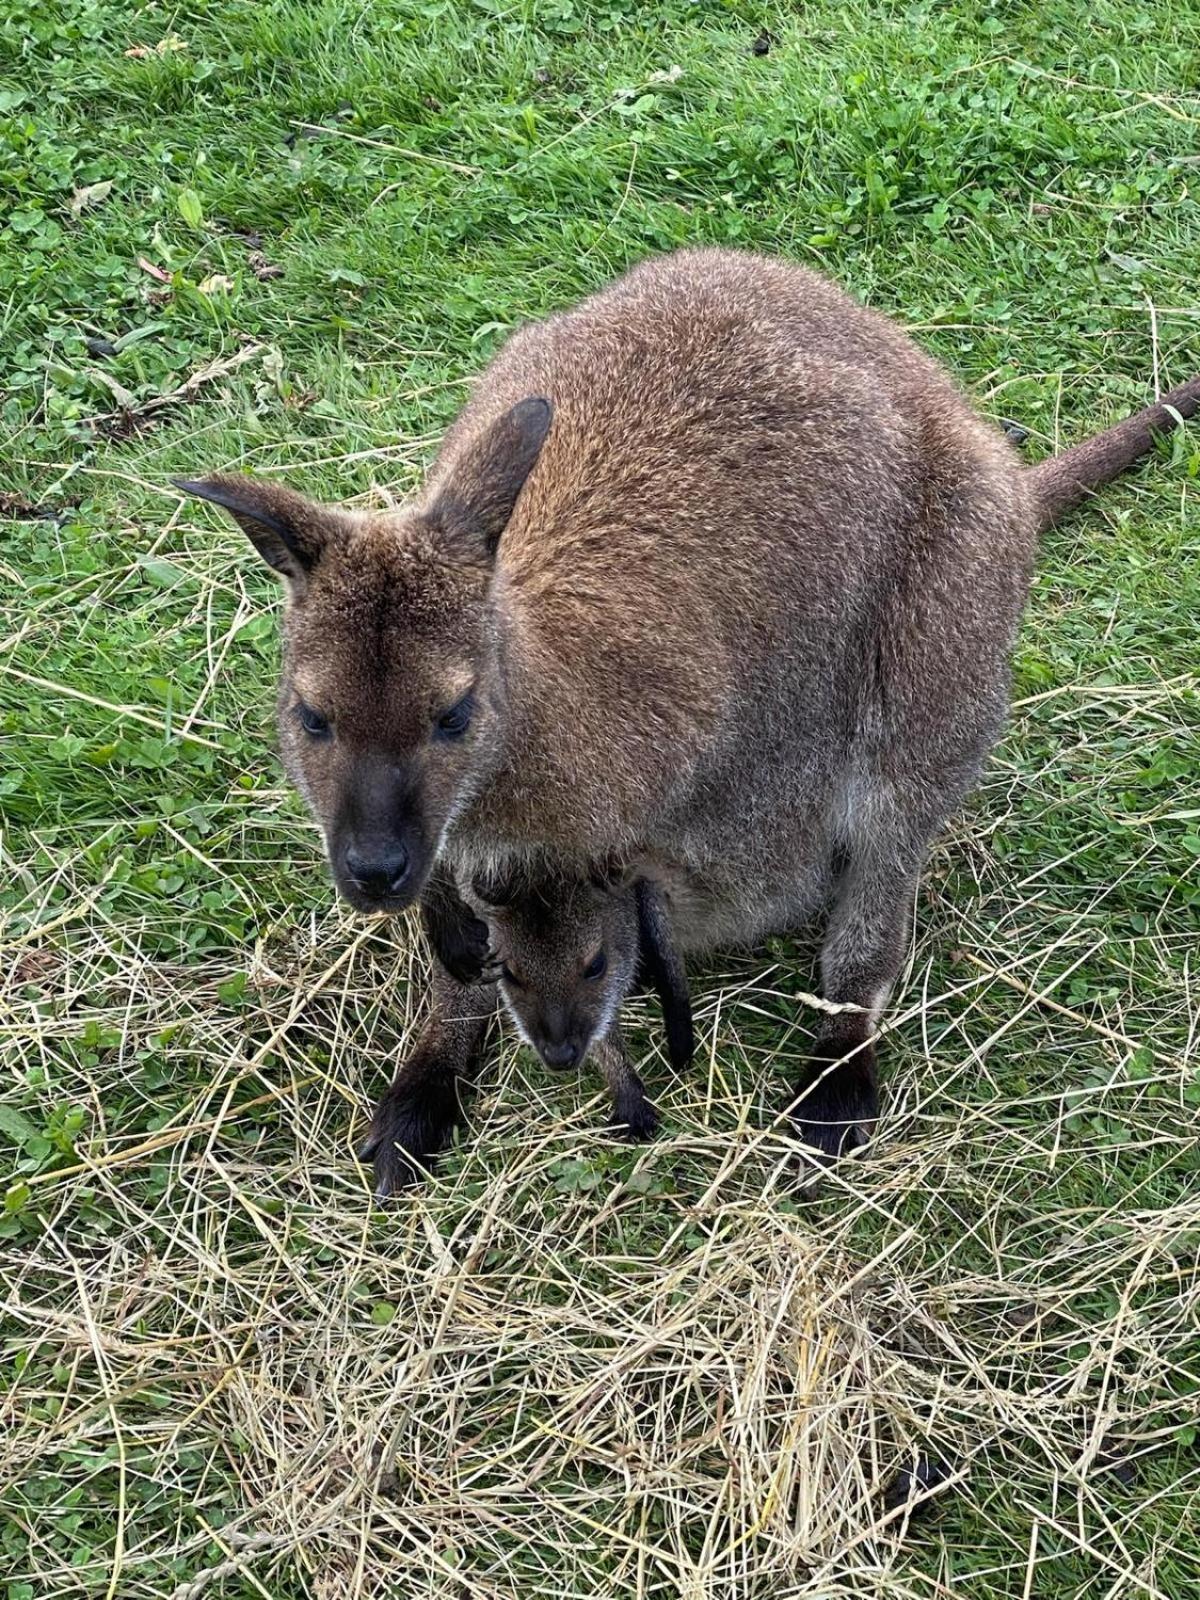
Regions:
[[635, 880, 694, 1071], [471, 865, 523, 909], [172, 474, 341, 591], [587, 853, 634, 895], [428, 396, 552, 563]]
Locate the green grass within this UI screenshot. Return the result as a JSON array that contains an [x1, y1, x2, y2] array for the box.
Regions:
[[2, 1, 1199, 1596]]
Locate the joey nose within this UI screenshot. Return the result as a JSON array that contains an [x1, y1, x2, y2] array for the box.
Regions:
[[541, 1040, 581, 1070], [345, 845, 410, 900]]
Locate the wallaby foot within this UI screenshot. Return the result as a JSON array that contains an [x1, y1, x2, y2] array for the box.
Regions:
[[593, 1028, 660, 1142], [359, 971, 497, 1197], [358, 1060, 466, 1196], [787, 1029, 878, 1162], [787, 828, 915, 1166], [610, 1084, 660, 1142]]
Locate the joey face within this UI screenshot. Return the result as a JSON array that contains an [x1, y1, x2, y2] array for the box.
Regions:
[[174, 397, 552, 913], [468, 869, 641, 1071]]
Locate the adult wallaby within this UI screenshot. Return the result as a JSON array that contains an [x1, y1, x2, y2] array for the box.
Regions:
[[464, 861, 693, 1142], [175, 248, 1200, 1195]]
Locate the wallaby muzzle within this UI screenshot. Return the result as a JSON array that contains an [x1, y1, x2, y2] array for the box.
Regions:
[[521, 1000, 592, 1072], [328, 758, 432, 913]]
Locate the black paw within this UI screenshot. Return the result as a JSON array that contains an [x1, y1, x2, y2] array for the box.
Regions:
[[786, 1037, 878, 1163], [420, 888, 491, 985], [357, 1070, 464, 1198], [610, 1090, 660, 1143], [883, 1453, 952, 1515]]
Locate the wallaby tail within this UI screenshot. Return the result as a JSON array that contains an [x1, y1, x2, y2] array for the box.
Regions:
[[1028, 374, 1200, 530]]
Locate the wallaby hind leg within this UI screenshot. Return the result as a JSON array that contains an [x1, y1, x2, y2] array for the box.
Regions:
[[593, 1029, 659, 1142], [787, 839, 918, 1162], [358, 965, 499, 1197]]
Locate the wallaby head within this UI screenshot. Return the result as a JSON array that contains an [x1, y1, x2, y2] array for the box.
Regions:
[[174, 397, 552, 913], [467, 862, 693, 1073]]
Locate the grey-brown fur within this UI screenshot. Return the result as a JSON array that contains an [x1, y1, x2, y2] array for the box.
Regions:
[[464, 863, 693, 1140], [176, 248, 1200, 1195]]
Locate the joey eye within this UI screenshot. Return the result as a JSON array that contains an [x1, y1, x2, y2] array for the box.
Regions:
[[499, 961, 523, 988], [583, 951, 607, 981], [434, 692, 475, 741], [296, 702, 331, 740]]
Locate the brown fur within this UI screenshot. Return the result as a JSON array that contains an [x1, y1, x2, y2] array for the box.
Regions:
[[176, 247, 1198, 1194]]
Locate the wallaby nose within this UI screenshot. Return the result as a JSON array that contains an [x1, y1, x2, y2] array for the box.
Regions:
[[344, 845, 410, 900], [541, 1040, 581, 1070]]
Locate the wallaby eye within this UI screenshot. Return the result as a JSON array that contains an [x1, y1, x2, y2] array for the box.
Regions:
[[434, 692, 475, 741], [583, 951, 607, 981], [296, 702, 331, 740], [499, 961, 523, 988]]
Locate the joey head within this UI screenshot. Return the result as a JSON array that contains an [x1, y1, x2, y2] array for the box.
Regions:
[[466, 862, 693, 1141]]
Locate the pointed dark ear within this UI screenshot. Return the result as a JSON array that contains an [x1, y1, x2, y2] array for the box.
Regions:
[[428, 397, 552, 563], [172, 474, 342, 591], [587, 853, 634, 895], [471, 865, 523, 910], [635, 880, 694, 1071]]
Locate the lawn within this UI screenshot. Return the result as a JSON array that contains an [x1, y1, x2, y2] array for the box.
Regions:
[[2, 1, 1199, 1596]]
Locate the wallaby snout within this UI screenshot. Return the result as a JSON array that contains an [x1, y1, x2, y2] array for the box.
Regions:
[[539, 1037, 584, 1071], [327, 754, 429, 911], [337, 839, 412, 908]]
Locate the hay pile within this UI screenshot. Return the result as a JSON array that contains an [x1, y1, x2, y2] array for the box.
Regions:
[[4, 870, 1197, 1596]]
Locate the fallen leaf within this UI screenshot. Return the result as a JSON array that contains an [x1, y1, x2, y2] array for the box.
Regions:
[[137, 256, 172, 283], [138, 555, 191, 588], [70, 180, 114, 218], [177, 188, 204, 229], [125, 34, 187, 58], [89, 368, 138, 410], [0, 1105, 38, 1146], [1107, 251, 1146, 275], [197, 273, 235, 295], [86, 342, 266, 427]]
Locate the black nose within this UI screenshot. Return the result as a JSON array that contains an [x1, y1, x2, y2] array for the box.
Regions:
[[541, 1040, 581, 1070], [344, 845, 410, 900]]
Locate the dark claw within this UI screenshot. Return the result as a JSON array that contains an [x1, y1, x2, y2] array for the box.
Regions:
[[356, 1125, 425, 1198], [358, 1070, 465, 1198], [883, 1454, 952, 1514], [435, 916, 492, 985], [609, 1091, 660, 1143], [420, 881, 492, 985], [786, 1037, 878, 1163]]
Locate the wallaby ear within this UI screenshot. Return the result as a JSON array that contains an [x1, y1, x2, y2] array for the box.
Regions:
[[172, 474, 340, 591], [587, 853, 634, 895], [635, 880, 694, 1071], [428, 397, 552, 563], [471, 864, 523, 910]]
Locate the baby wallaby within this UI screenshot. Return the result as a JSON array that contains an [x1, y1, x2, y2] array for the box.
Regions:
[[463, 862, 693, 1140]]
